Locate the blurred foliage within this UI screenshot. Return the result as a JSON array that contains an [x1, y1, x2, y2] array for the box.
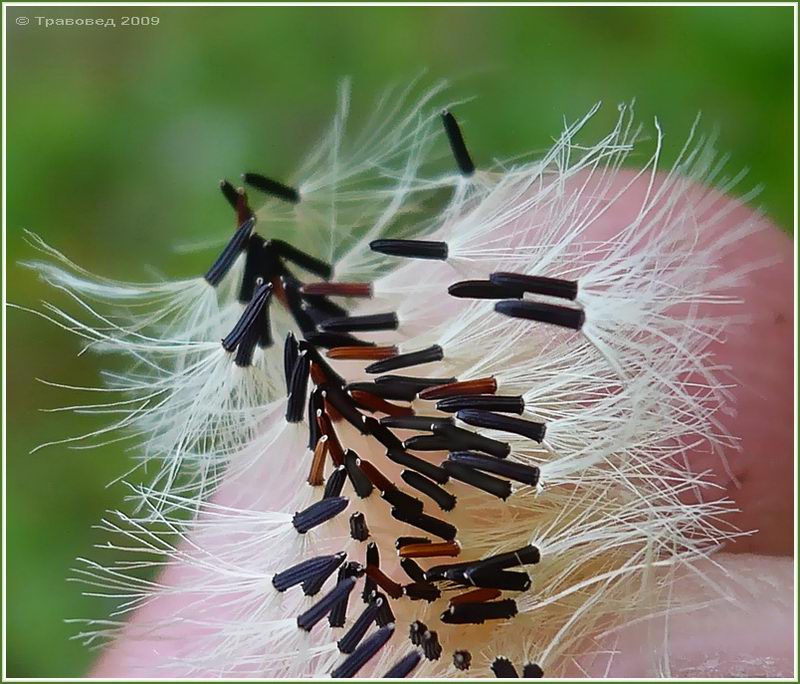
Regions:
[[6, 4, 793, 677]]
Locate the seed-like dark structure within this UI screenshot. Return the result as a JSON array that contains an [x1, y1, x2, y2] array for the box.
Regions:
[[365, 344, 444, 374], [495, 299, 585, 331], [292, 496, 349, 533]]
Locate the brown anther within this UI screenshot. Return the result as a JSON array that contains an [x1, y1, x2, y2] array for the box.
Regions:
[[398, 541, 461, 559], [449, 588, 502, 606], [418, 376, 498, 401], [350, 390, 415, 417], [365, 565, 403, 599], [327, 345, 399, 361], [307, 435, 328, 486]]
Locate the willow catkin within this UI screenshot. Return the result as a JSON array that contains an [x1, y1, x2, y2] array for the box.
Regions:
[[25, 80, 756, 677]]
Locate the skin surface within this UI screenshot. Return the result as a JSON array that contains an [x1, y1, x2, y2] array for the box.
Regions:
[[91, 173, 795, 677]]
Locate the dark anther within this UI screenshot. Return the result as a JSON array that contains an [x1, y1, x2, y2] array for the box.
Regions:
[[409, 620, 427, 646], [462, 543, 541, 575], [365, 344, 444, 374], [221, 280, 272, 352], [363, 417, 405, 451], [299, 340, 346, 387], [448, 451, 541, 487], [495, 299, 585, 331], [381, 487, 425, 517], [447, 279, 524, 299], [283, 332, 300, 396], [219, 179, 240, 209], [522, 663, 545, 678], [239, 234, 268, 303], [323, 465, 347, 499], [204, 216, 256, 286], [456, 409, 546, 442], [343, 450, 374, 499], [491, 656, 519, 678], [403, 581, 442, 602], [285, 352, 311, 422], [382, 651, 421, 678], [390, 506, 457, 541], [304, 331, 376, 350], [373, 591, 395, 627], [282, 275, 317, 333], [323, 384, 370, 433], [233, 310, 263, 367], [400, 557, 427, 583], [369, 239, 448, 261], [349, 512, 370, 542], [441, 110, 475, 176], [320, 312, 399, 334], [423, 560, 473, 583], [402, 434, 452, 451], [421, 629, 443, 661], [490, 272, 579, 301], [462, 568, 531, 592], [432, 422, 511, 458], [272, 552, 346, 593], [303, 552, 348, 596], [308, 387, 323, 449], [298, 293, 348, 320], [329, 562, 362, 628], [453, 650, 472, 671], [400, 470, 457, 511], [269, 238, 332, 279], [380, 415, 453, 431], [375, 374, 457, 393], [442, 461, 512, 500], [440, 599, 518, 625], [330, 624, 395, 678], [385, 447, 449, 484], [242, 172, 300, 204], [296, 576, 356, 632], [337, 601, 380, 654], [436, 394, 525, 415], [293, 496, 349, 533]]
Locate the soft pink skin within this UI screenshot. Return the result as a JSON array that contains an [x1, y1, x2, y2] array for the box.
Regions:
[[92, 173, 795, 677]]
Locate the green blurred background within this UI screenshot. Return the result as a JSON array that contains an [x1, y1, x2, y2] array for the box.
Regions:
[[6, 4, 793, 677]]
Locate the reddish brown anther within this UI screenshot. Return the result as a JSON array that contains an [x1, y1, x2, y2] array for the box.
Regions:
[[357, 458, 394, 493], [235, 188, 252, 226], [301, 282, 373, 298], [309, 362, 328, 386], [350, 390, 415, 417], [449, 588, 502, 605], [317, 410, 345, 466], [398, 541, 461, 559], [418, 376, 498, 401], [326, 345, 399, 361], [365, 565, 404, 599]]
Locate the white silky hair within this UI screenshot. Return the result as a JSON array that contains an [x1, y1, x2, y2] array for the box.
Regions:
[[20, 87, 760, 676]]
